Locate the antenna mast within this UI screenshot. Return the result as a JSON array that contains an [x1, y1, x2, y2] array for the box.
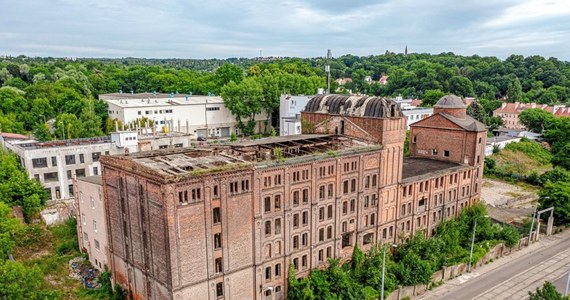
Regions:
[[325, 49, 332, 94]]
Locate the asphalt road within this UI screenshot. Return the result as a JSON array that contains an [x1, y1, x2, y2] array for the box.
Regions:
[[420, 231, 570, 299]]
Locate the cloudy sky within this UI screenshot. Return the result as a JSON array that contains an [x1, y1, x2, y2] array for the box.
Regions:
[[1, 0, 569, 60]]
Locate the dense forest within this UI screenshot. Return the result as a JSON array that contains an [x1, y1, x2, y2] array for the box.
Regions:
[[1, 52, 569, 139]]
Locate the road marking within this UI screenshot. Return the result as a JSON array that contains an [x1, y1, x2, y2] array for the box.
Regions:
[[457, 272, 480, 284]]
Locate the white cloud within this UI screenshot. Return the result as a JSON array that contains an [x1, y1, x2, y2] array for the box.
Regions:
[[484, 0, 570, 28], [0, 0, 569, 60]]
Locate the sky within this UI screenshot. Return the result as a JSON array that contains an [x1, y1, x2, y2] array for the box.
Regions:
[[1, 0, 569, 60]]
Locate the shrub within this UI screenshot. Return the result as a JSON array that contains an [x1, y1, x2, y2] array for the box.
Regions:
[[503, 140, 552, 165]]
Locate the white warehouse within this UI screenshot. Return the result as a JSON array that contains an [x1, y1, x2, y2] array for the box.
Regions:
[[100, 93, 269, 138]]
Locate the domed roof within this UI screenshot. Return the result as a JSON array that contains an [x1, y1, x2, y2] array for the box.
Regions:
[[434, 95, 466, 109], [304, 94, 403, 118]]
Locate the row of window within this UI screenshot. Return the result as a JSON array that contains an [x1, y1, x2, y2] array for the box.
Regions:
[[139, 109, 174, 115], [32, 152, 104, 169], [229, 179, 250, 194], [343, 160, 358, 172], [318, 164, 335, 178], [263, 174, 282, 188], [265, 219, 282, 237], [292, 169, 310, 182], [403, 171, 473, 197], [38, 168, 89, 184], [178, 187, 202, 205], [264, 263, 282, 281]]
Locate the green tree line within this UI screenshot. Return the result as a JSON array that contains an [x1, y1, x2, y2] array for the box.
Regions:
[[287, 204, 520, 299], [2, 53, 570, 139]]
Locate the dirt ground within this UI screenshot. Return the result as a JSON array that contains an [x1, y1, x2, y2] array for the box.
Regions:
[[480, 179, 537, 224]]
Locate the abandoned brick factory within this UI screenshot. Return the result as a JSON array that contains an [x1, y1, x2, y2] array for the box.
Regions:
[[99, 94, 487, 300]]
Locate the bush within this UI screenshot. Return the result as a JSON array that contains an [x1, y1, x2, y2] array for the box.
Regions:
[[528, 281, 567, 300], [540, 167, 570, 185], [503, 140, 552, 165], [498, 225, 520, 248], [51, 218, 79, 255]]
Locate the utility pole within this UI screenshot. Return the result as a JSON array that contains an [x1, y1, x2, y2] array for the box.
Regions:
[[325, 49, 332, 94]]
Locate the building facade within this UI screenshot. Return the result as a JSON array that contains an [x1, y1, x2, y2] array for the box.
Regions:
[[493, 102, 569, 130], [74, 176, 108, 271], [1, 131, 196, 200], [393, 97, 433, 129], [101, 93, 268, 137], [279, 94, 314, 136], [101, 94, 485, 300]]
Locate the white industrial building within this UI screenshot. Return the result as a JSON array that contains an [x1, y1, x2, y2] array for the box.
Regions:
[[1, 131, 196, 200], [100, 93, 269, 138], [279, 94, 315, 136], [394, 97, 433, 129]]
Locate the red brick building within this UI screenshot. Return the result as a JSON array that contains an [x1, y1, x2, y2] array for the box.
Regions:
[[101, 94, 486, 300]]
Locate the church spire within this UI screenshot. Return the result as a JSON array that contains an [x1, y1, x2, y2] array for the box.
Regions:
[[405, 45, 408, 56]]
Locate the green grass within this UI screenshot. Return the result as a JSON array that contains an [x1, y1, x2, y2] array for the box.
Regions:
[[12, 218, 104, 298]]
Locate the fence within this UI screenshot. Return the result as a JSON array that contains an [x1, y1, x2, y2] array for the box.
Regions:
[[386, 236, 530, 300]]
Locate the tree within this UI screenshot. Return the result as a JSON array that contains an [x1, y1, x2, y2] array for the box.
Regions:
[[55, 113, 82, 139], [33, 123, 52, 142], [0, 260, 58, 299], [539, 181, 570, 225], [448, 76, 474, 97], [0, 202, 21, 260], [79, 99, 104, 138], [395, 251, 433, 286], [221, 78, 264, 136], [0, 149, 48, 222], [497, 225, 520, 248], [215, 63, 243, 87], [351, 244, 365, 276], [519, 109, 556, 133], [484, 116, 503, 131], [528, 281, 567, 300], [422, 89, 446, 107], [506, 77, 523, 102], [467, 101, 485, 123], [540, 167, 570, 184], [551, 143, 570, 170]]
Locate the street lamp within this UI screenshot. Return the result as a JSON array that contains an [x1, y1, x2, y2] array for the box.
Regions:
[[468, 215, 489, 273], [529, 198, 548, 243], [381, 243, 397, 300], [528, 205, 537, 243]]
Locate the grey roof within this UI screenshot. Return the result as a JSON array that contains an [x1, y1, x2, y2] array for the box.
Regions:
[[439, 113, 487, 132], [78, 176, 102, 185], [434, 95, 466, 109], [304, 94, 404, 118], [402, 157, 469, 182]]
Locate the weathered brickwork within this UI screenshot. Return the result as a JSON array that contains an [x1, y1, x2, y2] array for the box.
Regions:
[[101, 95, 486, 300]]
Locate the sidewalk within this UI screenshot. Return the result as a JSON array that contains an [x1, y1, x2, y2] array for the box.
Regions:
[[417, 229, 570, 299]]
